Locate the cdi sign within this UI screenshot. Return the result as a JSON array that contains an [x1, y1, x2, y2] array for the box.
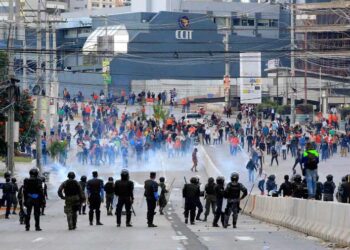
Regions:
[[175, 30, 193, 40]]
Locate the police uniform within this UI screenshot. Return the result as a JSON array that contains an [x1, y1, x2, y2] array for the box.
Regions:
[[204, 178, 216, 221], [1, 179, 13, 218], [213, 177, 225, 227], [23, 169, 44, 231], [144, 173, 158, 227], [104, 180, 115, 216], [115, 171, 134, 227], [58, 173, 84, 230], [158, 181, 168, 215], [79, 177, 87, 215], [223, 173, 247, 228], [87, 173, 104, 225], [182, 178, 200, 224]]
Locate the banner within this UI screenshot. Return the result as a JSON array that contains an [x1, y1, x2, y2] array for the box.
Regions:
[[240, 52, 262, 104]]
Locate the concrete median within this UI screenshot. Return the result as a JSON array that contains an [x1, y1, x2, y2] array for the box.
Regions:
[[242, 195, 350, 246]]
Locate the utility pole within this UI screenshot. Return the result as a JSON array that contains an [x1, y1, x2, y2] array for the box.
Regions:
[[45, 18, 51, 132], [290, 0, 296, 124], [6, 0, 15, 174], [50, 20, 58, 131], [35, 0, 42, 173], [224, 16, 231, 108], [303, 32, 307, 104], [319, 67, 322, 113]]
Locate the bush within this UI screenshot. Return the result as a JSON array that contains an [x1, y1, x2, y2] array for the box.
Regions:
[[296, 104, 313, 114], [257, 101, 278, 112]]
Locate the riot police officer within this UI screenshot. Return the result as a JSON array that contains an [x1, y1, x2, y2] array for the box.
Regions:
[[87, 171, 104, 226], [115, 169, 134, 227], [23, 168, 44, 231], [104, 177, 115, 216], [79, 176, 87, 215], [194, 177, 204, 221], [41, 177, 48, 216], [323, 174, 336, 201], [1, 176, 13, 219], [10, 177, 19, 215], [223, 172, 247, 229], [291, 174, 304, 198], [204, 177, 216, 222], [213, 176, 225, 227], [58, 172, 84, 230], [183, 177, 200, 225], [144, 172, 158, 227]]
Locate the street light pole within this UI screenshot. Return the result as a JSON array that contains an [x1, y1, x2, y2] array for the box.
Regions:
[[319, 67, 322, 113], [224, 17, 231, 107]]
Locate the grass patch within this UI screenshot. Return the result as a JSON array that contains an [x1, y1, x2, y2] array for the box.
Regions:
[[0, 156, 33, 163]]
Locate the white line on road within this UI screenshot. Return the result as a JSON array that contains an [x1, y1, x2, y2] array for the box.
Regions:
[[202, 236, 213, 242], [32, 237, 44, 243], [172, 236, 188, 240], [177, 231, 182, 235], [235, 236, 254, 241]]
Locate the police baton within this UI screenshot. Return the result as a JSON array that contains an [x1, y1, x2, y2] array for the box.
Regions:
[[241, 181, 256, 214], [131, 205, 136, 216]]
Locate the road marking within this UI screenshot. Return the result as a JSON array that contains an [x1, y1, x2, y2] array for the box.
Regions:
[[235, 236, 254, 241], [177, 231, 182, 235], [168, 216, 173, 220], [202, 236, 212, 242], [173, 188, 180, 191], [172, 236, 188, 241], [32, 237, 44, 243]]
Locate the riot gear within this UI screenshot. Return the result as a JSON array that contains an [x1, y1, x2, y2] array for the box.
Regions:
[[67, 172, 76, 179], [231, 172, 239, 182], [29, 168, 39, 177]]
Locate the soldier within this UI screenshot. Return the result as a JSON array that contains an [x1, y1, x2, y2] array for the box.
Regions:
[[223, 172, 247, 229], [87, 171, 104, 226], [315, 175, 324, 201], [194, 177, 204, 221], [57, 172, 84, 230], [0, 176, 13, 219], [23, 168, 45, 231], [203, 177, 216, 222], [115, 169, 134, 227], [144, 172, 158, 227], [41, 177, 48, 216], [79, 176, 87, 215], [337, 174, 350, 203], [104, 177, 115, 216], [183, 177, 200, 225], [291, 174, 304, 198], [213, 176, 225, 227], [158, 177, 168, 215], [10, 177, 19, 214]]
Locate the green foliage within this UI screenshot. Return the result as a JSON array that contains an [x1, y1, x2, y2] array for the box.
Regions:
[[152, 104, 169, 123], [276, 105, 291, 115], [257, 100, 278, 112], [48, 140, 67, 161]]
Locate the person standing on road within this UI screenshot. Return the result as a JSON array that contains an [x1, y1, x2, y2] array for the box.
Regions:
[[270, 146, 279, 166], [212, 176, 225, 227], [203, 177, 216, 222], [115, 169, 134, 227], [79, 176, 87, 215], [23, 168, 44, 231], [183, 177, 200, 225], [10, 177, 19, 215], [0, 174, 13, 219], [87, 171, 104, 226], [158, 177, 168, 215], [246, 158, 257, 183], [323, 175, 336, 201], [223, 172, 247, 229], [278, 175, 293, 197], [57, 172, 84, 230], [191, 148, 198, 172], [144, 172, 158, 227], [302, 143, 319, 199], [337, 175, 350, 203], [104, 177, 115, 216]]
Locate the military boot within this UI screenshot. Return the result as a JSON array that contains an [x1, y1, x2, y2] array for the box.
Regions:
[[96, 210, 103, 225]]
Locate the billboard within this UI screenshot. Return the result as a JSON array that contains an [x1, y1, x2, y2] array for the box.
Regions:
[[240, 52, 262, 104]]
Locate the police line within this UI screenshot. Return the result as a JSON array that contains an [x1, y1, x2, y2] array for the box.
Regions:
[[199, 146, 350, 247]]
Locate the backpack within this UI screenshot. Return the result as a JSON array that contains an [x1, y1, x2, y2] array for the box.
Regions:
[[306, 152, 318, 170]]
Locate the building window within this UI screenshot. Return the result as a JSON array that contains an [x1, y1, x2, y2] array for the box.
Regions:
[[232, 18, 240, 26], [269, 19, 278, 27], [257, 19, 269, 27], [92, 3, 99, 7], [242, 19, 255, 26], [102, 4, 105, 7]]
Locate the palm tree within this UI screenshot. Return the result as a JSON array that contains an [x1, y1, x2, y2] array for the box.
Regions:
[[153, 104, 169, 124]]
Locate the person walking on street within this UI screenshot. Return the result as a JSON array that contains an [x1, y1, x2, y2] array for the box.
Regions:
[[57, 172, 84, 230], [191, 148, 198, 172], [302, 143, 319, 199], [87, 171, 104, 225], [144, 172, 159, 227], [212, 176, 225, 227], [79, 176, 87, 215], [270, 146, 279, 166], [10, 177, 18, 215], [115, 169, 134, 227], [246, 158, 257, 183], [0, 174, 13, 219], [158, 177, 168, 215]]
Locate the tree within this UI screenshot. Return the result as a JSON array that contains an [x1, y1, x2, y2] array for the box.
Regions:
[[153, 104, 169, 124]]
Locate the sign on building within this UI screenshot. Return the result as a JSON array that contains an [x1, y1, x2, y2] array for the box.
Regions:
[[240, 52, 262, 104]]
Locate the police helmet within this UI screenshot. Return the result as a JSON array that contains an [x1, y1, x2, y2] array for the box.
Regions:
[[121, 169, 129, 180], [29, 168, 39, 177], [4, 171, 11, 179], [326, 174, 333, 182], [190, 177, 197, 184], [284, 175, 289, 181], [216, 176, 225, 185], [159, 177, 165, 183], [92, 171, 98, 178], [41, 177, 46, 182], [268, 174, 276, 181], [108, 177, 114, 182], [208, 177, 214, 184], [231, 172, 239, 182], [11, 177, 16, 183], [80, 175, 87, 182], [67, 172, 76, 179]]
